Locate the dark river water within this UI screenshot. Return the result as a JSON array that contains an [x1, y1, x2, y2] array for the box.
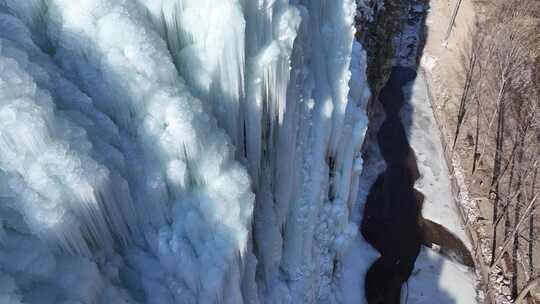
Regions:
[[361, 67, 424, 304], [360, 66, 474, 303]]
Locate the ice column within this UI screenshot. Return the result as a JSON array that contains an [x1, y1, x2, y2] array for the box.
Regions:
[[142, 0, 370, 302]]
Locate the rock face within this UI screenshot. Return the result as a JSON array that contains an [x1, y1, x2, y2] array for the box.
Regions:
[[356, 0, 409, 101]]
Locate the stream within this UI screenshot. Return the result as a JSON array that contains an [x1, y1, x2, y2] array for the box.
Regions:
[[361, 67, 423, 304]]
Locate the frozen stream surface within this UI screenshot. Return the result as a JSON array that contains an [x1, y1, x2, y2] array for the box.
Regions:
[[341, 70, 478, 304]]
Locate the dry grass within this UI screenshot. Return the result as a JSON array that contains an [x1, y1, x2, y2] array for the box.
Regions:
[[451, 0, 540, 301], [422, 0, 539, 301]]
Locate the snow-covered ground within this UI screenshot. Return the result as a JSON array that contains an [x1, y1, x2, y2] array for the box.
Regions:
[[401, 73, 478, 303]]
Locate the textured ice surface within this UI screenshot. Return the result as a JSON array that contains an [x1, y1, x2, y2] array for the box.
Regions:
[[0, 0, 370, 303]]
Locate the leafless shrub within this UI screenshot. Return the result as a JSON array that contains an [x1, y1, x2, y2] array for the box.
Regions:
[[456, 0, 540, 301]]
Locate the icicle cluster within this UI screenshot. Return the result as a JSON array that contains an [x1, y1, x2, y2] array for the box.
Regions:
[[0, 0, 371, 303], [141, 0, 371, 302]]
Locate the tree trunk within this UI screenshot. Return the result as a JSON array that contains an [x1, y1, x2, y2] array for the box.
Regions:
[[444, 0, 464, 43], [453, 52, 477, 149], [512, 135, 526, 298], [490, 193, 539, 271], [489, 84, 506, 267], [472, 95, 481, 173], [529, 167, 538, 275]]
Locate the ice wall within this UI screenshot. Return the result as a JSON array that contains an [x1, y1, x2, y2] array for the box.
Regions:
[[0, 0, 253, 303], [0, 0, 370, 303], [141, 0, 371, 302]]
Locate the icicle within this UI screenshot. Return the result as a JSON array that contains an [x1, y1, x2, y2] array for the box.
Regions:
[[0, 0, 371, 302]]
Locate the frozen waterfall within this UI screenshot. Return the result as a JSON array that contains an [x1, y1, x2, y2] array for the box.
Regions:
[[0, 0, 370, 303]]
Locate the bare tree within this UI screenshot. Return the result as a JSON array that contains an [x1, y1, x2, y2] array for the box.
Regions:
[[454, 0, 540, 300]]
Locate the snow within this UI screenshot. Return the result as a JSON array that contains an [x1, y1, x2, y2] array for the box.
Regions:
[[341, 235, 380, 304], [406, 248, 476, 304], [400, 71, 478, 303]]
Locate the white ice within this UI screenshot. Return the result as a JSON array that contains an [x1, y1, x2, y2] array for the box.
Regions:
[[0, 0, 371, 303]]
